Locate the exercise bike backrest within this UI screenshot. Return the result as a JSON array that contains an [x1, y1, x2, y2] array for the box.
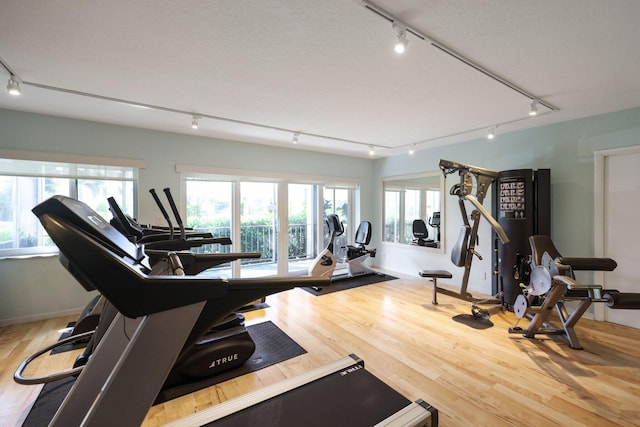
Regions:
[[412, 219, 428, 240], [353, 221, 372, 247]]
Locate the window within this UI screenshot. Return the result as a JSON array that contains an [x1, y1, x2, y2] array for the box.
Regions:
[[0, 157, 138, 257]]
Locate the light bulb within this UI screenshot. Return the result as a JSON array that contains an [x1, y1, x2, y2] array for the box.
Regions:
[[6, 76, 21, 96], [392, 22, 408, 54]]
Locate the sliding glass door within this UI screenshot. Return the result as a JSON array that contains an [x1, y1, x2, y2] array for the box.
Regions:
[[185, 177, 357, 278]]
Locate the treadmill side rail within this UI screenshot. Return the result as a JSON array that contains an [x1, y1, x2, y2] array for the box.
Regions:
[[162, 354, 438, 427], [162, 355, 362, 427]]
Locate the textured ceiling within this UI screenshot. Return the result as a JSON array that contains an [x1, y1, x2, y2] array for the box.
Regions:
[[1, 0, 639, 158]]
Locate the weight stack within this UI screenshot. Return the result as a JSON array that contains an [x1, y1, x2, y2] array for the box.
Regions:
[[492, 169, 550, 306]]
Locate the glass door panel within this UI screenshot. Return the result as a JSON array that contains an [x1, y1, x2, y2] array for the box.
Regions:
[[240, 182, 277, 277], [185, 180, 233, 277], [287, 184, 316, 274]]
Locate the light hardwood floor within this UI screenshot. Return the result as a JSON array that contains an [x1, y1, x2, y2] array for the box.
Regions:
[[2, 271, 639, 426]]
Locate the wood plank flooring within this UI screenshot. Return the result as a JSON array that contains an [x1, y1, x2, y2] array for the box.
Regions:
[[1, 271, 639, 426]]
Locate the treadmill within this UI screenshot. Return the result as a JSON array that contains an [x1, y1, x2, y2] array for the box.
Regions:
[[29, 195, 438, 427]]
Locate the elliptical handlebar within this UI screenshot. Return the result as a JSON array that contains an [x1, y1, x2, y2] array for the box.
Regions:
[[163, 188, 186, 241], [108, 196, 144, 240], [150, 188, 174, 239]]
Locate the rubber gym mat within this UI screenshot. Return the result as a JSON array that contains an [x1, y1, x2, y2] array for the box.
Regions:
[[22, 321, 305, 426], [301, 273, 398, 296]]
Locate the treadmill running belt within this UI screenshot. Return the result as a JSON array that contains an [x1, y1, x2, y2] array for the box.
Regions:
[[206, 362, 411, 426]]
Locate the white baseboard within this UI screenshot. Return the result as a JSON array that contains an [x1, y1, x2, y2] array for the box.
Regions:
[[0, 307, 83, 327]]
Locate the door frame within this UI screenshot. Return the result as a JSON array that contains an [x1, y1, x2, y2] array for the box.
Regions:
[[594, 144, 640, 321]]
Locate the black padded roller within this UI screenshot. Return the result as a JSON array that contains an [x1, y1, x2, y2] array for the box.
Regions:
[[605, 291, 640, 309], [558, 257, 617, 271]]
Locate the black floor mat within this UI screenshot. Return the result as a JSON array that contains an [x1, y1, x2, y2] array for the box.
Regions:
[[301, 273, 397, 296], [22, 321, 305, 426]]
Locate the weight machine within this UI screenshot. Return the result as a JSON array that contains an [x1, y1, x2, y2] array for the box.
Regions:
[[420, 159, 510, 319], [509, 235, 640, 349]]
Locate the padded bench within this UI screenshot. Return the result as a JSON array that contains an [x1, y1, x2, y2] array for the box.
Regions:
[[419, 270, 453, 304]]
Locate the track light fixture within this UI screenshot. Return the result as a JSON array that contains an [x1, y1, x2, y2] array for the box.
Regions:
[[409, 144, 415, 155], [529, 99, 538, 116], [292, 132, 299, 144], [6, 75, 22, 96], [191, 115, 200, 129], [369, 145, 375, 156], [392, 22, 408, 54], [487, 127, 496, 140]]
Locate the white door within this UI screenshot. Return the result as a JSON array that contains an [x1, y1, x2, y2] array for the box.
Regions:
[[598, 147, 640, 328]]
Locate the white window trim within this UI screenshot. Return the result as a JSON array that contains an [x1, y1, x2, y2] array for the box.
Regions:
[[0, 149, 145, 169], [0, 150, 143, 259]]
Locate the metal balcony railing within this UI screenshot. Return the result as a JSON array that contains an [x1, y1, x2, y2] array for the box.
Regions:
[[193, 223, 311, 264]]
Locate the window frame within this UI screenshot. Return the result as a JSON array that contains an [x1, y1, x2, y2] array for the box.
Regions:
[[0, 150, 142, 258]]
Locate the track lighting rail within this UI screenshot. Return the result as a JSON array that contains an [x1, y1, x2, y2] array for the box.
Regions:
[[355, 0, 558, 111]]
